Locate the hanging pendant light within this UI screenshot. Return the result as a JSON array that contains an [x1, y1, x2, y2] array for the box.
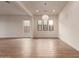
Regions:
[[42, 2, 49, 20], [42, 14, 49, 20]]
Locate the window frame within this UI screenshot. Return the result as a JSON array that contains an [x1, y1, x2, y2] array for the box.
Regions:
[[37, 20, 42, 31], [23, 20, 31, 33], [37, 19, 54, 31]]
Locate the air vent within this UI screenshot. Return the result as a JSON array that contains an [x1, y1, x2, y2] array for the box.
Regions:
[[5, 1, 10, 4], [44, 2, 47, 5]]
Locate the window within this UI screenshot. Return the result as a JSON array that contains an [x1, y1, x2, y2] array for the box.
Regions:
[[37, 20, 42, 31], [48, 20, 54, 31], [43, 20, 48, 31], [23, 20, 30, 33], [37, 19, 54, 31]]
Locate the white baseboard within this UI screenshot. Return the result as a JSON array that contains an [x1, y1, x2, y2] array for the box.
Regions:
[[33, 37, 59, 39], [59, 36, 79, 52]]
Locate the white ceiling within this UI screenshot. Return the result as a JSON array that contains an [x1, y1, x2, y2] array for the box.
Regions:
[[21, 1, 68, 15], [0, 1, 68, 16], [0, 1, 28, 15]]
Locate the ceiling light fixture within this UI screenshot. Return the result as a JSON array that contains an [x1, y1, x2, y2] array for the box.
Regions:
[[42, 2, 49, 20], [52, 9, 56, 12], [36, 10, 39, 13], [42, 14, 49, 20]]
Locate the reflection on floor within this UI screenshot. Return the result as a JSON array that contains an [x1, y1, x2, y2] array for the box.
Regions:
[[0, 38, 79, 58]]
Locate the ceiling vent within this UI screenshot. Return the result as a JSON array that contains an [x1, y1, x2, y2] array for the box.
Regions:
[[5, 1, 10, 4]]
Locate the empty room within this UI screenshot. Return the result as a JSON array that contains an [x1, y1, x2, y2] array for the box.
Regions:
[[0, 1, 79, 58]]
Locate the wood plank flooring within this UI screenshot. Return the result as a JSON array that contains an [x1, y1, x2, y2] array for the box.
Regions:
[[0, 38, 79, 58]]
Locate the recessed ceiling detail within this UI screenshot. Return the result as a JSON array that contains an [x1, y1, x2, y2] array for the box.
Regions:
[[0, 1, 68, 16], [21, 1, 68, 15], [0, 1, 29, 15]]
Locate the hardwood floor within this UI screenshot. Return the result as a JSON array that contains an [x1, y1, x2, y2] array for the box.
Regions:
[[0, 38, 79, 58]]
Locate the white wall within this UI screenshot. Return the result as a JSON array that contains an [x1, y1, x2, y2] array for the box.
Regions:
[[59, 2, 79, 51], [0, 15, 33, 38], [34, 15, 58, 38], [0, 15, 58, 38]]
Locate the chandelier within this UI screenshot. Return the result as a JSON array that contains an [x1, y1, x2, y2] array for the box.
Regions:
[[42, 14, 49, 20], [42, 2, 49, 20]]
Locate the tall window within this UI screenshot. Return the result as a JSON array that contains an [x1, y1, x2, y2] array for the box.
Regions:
[[48, 20, 54, 31], [23, 20, 30, 33], [37, 19, 54, 31], [43, 20, 48, 31], [37, 20, 42, 31]]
